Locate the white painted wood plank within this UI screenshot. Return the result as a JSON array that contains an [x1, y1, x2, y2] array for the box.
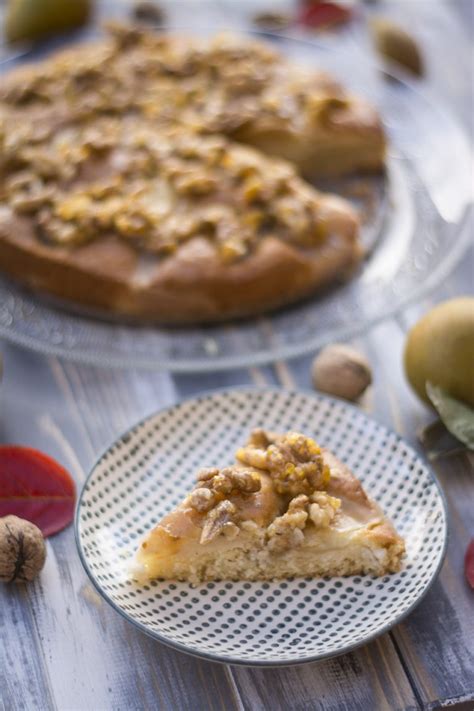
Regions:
[[0, 346, 242, 711], [232, 637, 419, 711]]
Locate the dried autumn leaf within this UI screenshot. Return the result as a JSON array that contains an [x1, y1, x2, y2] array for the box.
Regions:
[[0, 446, 76, 537], [465, 539, 474, 590], [426, 382, 474, 451]]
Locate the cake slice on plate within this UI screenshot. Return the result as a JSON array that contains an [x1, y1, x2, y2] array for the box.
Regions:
[[135, 430, 405, 583]]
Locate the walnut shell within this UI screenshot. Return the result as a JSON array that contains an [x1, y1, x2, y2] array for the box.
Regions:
[[252, 11, 291, 32], [312, 344, 372, 401], [0, 515, 46, 583], [132, 1, 165, 24], [371, 19, 424, 77]]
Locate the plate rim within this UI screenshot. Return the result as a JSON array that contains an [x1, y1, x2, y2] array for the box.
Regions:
[[74, 385, 449, 667]]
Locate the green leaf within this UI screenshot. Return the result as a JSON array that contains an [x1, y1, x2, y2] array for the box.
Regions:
[[426, 382, 474, 450]]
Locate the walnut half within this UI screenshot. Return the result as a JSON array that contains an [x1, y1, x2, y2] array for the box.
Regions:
[[236, 430, 330, 496], [194, 465, 261, 498], [186, 487, 216, 513], [266, 495, 308, 553], [309, 492, 341, 528], [187, 465, 262, 544], [200, 500, 239, 544], [266, 491, 341, 553]]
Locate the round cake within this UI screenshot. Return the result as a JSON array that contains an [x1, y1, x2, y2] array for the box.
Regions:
[[0, 24, 385, 323]]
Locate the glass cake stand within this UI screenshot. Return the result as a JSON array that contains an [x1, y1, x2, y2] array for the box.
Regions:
[[0, 29, 471, 371]]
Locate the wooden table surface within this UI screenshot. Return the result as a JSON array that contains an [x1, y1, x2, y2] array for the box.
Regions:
[[0, 2, 472, 710]]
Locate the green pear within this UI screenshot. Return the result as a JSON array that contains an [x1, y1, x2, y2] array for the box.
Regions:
[[404, 297, 474, 407], [5, 0, 91, 43]]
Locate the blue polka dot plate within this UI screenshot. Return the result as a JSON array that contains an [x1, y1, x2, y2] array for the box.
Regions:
[[75, 388, 448, 666]]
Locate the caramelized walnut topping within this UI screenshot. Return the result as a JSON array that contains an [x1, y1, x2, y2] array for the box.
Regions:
[[308, 492, 341, 528], [194, 465, 261, 497], [306, 95, 349, 125], [172, 171, 217, 196], [196, 467, 220, 482], [288, 494, 310, 511], [0, 24, 350, 138], [266, 490, 341, 553], [246, 428, 272, 449], [218, 238, 248, 264], [200, 499, 238, 544], [186, 431, 341, 551], [223, 468, 262, 494], [38, 210, 86, 246], [114, 208, 154, 239], [5, 172, 55, 214], [82, 124, 120, 152], [186, 487, 216, 513], [0, 25, 353, 264], [273, 195, 312, 237], [3, 115, 328, 259], [236, 430, 330, 496], [186, 464, 262, 543], [266, 496, 308, 553]]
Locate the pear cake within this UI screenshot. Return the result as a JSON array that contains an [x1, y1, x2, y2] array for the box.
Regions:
[[0, 24, 386, 323], [135, 430, 404, 583]]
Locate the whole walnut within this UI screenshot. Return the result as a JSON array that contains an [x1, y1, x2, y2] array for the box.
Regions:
[[132, 1, 165, 24], [370, 19, 424, 77], [312, 344, 372, 402], [0, 516, 46, 583]]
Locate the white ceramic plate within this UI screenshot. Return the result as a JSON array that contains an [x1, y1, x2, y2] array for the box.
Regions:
[[75, 389, 447, 666]]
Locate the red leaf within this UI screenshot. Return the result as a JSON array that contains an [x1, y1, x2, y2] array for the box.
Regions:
[[298, 1, 352, 30], [0, 446, 76, 537], [465, 539, 474, 589]]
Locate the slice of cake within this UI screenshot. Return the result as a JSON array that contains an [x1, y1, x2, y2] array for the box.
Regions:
[[135, 430, 405, 583]]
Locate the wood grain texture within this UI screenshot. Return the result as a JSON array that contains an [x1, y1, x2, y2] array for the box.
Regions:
[[357, 313, 474, 709], [231, 637, 418, 711], [392, 451, 474, 708], [0, 583, 55, 711], [0, 349, 240, 711]]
